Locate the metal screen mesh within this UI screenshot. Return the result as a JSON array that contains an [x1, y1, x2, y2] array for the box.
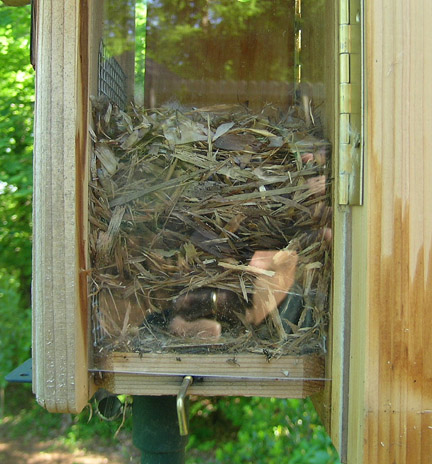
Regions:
[[93, 41, 128, 346], [98, 41, 127, 109]]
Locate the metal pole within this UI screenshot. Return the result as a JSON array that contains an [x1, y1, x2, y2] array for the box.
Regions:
[[132, 395, 189, 464]]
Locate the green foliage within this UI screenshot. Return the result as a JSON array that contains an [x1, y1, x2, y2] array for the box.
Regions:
[[0, 4, 34, 298], [2, 390, 340, 463], [0, 4, 33, 386], [1, 385, 133, 458], [0, 271, 31, 388], [2, 385, 64, 441], [187, 397, 341, 464], [60, 407, 132, 450]]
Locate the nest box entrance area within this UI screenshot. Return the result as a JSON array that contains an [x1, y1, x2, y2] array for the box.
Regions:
[[33, 0, 350, 439]]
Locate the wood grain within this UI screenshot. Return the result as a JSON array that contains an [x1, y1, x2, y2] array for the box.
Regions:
[[96, 353, 325, 398], [32, 0, 89, 414], [348, 0, 432, 462]]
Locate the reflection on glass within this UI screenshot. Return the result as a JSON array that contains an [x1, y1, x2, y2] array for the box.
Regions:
[[144, 0, 294, 109], [90, 0, 331, 357]]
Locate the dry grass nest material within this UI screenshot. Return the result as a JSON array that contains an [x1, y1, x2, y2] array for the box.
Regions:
[[89, 98, 332, 357]]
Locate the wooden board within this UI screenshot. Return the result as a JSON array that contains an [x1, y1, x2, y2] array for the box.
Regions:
[[95, 353, 325, 398], [32, 0, 90, 414], [347, 0, 432, 462]]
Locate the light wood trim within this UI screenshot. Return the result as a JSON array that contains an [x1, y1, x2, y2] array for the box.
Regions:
[[96, 353, 325, 398], [348, 0, 432, 462], [32, 0, 90, 414]]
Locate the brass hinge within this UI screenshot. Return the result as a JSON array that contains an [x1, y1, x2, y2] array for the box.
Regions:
[[338, 0, 363, 205]]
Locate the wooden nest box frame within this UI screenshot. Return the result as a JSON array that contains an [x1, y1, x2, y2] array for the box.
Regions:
[[31, 1, 432, 463]]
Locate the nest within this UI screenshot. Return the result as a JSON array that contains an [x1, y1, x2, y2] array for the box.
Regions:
[[89, 98, 332, 357]]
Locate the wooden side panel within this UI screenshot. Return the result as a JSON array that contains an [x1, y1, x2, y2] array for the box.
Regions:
[[348, 0, 432, 462], [32, 0, 89, 413]]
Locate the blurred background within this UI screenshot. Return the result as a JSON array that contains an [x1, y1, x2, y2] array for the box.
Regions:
[[0, 4, 340, 463]]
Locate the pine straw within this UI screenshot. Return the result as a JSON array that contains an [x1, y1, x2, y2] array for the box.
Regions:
[[89, 98, 331, 357]]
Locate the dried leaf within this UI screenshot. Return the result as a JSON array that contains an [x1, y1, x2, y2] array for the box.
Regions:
[[305, 262, 324, 270], [268, 136, 284, 148], [239, 275, 249, 303], [152, 248, 179, 258], [163, 117, 208, 145], [96, 206, 126, 257], [171, 148, 253, 181], [121, 125, 151, 149], [244, 128, 275, 138], [218, 261, 276, 277], [109, 173, 195, 207], [95, 143, 118, 176], [214, 133, 260, 151], [183, 242, 198, 264], [212, 121, 235, 141]]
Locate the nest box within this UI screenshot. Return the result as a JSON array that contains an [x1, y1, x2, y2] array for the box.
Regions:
[[31, 1, 432, 463]]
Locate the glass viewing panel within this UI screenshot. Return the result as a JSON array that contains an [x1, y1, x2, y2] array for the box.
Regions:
[[90, 0, 332, 359]]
